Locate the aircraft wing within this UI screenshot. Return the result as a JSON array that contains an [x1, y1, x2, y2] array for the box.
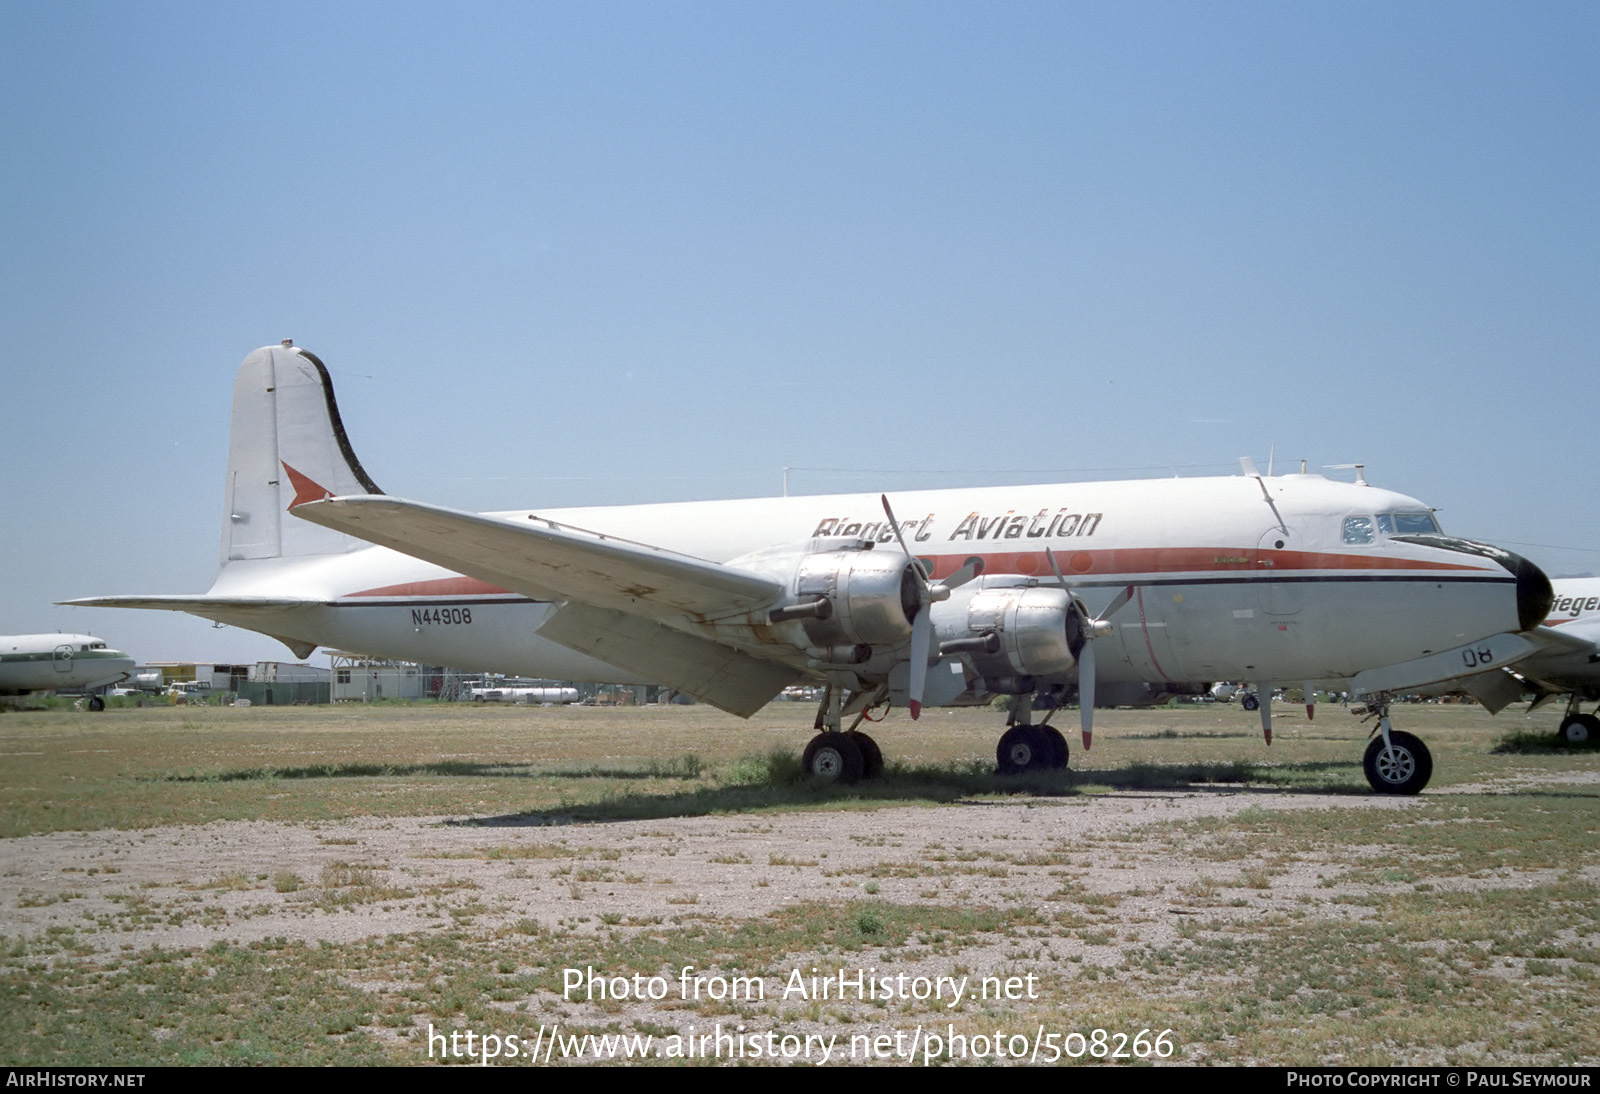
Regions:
[[1527, 619, 1600, 654], [292, 495, 804, 715], [1408, 624, 1600, 714], [293, 495, 783, 624]]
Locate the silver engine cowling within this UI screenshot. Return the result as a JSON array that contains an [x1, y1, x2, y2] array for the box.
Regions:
[[937, 583, 1083, 690], [784, 547, 922, 649]]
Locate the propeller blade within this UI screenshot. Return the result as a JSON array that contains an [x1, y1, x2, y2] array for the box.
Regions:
[[1100, 584, 1136, 624], [1303, 680, 1315, 721], [1259, 688, 1273, 746], [880, 495, 929, 582], [907, 610, 931, 720], [933, 558, 983, 597], [1078, 639, 1096, 750], [1044, 546, 1070, 588]]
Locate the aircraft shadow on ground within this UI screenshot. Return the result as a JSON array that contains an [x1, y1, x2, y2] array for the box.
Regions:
[[452, 758, 1374, 827], [152, 760, 701, 783]]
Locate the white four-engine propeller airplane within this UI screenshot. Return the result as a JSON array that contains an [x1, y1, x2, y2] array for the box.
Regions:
[[0, 634, 135, 709], [69, 342, 1557, 793]]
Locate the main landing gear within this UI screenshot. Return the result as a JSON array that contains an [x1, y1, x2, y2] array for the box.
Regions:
[[798, 683, 1078, 784], [995, 691, 1069, 775], [800, 684, 885, 784], [1557, 697, 1599, 745], [1355, 697, 1433, 795]]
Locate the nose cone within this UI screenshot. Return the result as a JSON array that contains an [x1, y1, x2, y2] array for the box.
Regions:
[[1503, 552, 1555, 632], [1394, 534, 1554, 631]]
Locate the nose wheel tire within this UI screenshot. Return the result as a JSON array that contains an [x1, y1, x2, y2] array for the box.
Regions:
[[802, 732, 865, 784], [1363, 731, 1432, 795], [1558, 714, 1598, 745]]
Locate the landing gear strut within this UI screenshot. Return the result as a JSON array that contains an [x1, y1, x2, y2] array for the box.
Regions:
[[801, 683, 883, 783], [1356, 697, 1433, 794]]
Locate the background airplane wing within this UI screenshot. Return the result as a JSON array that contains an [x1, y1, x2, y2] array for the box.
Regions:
[[1526, 619, 1600, 654], [293, 495, 783, 624]]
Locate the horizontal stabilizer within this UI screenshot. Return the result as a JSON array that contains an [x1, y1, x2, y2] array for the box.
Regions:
[[60, 595, 323, 613], [292, 495, 782, 625]]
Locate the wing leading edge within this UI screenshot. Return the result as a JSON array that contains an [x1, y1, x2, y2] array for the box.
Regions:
[[292, 495, 801, 715]]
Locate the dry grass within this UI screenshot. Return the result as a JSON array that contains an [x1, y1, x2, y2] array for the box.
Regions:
[[1, 700, 1596, 1065]]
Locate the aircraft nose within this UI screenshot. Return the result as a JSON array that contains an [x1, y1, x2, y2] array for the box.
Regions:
[[1393, 534, 1554, 631]]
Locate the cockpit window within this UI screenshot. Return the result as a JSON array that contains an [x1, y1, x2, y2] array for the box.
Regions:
[[1375, 511, 1440, 535], [1347, 511, 1442, 543], [1342, 516, 1375, 544], [1393, 511, 1440, 534]]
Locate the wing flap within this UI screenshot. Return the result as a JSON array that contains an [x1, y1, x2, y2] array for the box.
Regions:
[[293, 496, 781, 624], [537, 603, 800, 717]]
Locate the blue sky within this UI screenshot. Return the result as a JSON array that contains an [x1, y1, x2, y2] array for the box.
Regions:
[[2, 1, 1595, 664]]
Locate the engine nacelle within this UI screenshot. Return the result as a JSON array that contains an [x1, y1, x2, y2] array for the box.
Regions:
[[938, 584, 1083, 685], [788, 547, 921, 649]]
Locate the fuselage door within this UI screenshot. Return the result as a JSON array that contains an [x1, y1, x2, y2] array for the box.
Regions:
[[53, 644, 75, 674], [1256, 526, 1304, 616]]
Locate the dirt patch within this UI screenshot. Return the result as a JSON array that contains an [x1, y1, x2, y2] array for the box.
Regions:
[[0, 787, 1421, 953]]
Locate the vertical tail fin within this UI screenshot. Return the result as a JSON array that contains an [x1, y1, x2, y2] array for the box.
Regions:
[[221, 342, 383, 563]]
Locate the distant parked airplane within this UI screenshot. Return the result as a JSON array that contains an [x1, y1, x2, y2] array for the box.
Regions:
[[0, 634, 135, 709]]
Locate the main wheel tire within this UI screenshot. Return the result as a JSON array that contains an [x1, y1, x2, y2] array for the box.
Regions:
[[848, 731, 884, 778], [802, 732, 865, 784], [997, 726, 1051, 775], [87, 695, 105, 712], [1040, 726, 1069, 769], [1241, 694, 1260, 712], [1363, 731, 1433, 795], [1558, 714, 1599, 745]]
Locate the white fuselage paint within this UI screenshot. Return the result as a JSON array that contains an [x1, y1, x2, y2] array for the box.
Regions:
[[0, 634, 135, 696], [196, 472, 1530, 696], [1518, 577, 1600, 697]]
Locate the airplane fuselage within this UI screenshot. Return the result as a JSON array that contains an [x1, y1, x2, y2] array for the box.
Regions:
[[0, 634, 135, 696], [198, 473, 1541, 697]]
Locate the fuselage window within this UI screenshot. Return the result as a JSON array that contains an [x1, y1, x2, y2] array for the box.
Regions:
[[1343, 516, 1375, 544]]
